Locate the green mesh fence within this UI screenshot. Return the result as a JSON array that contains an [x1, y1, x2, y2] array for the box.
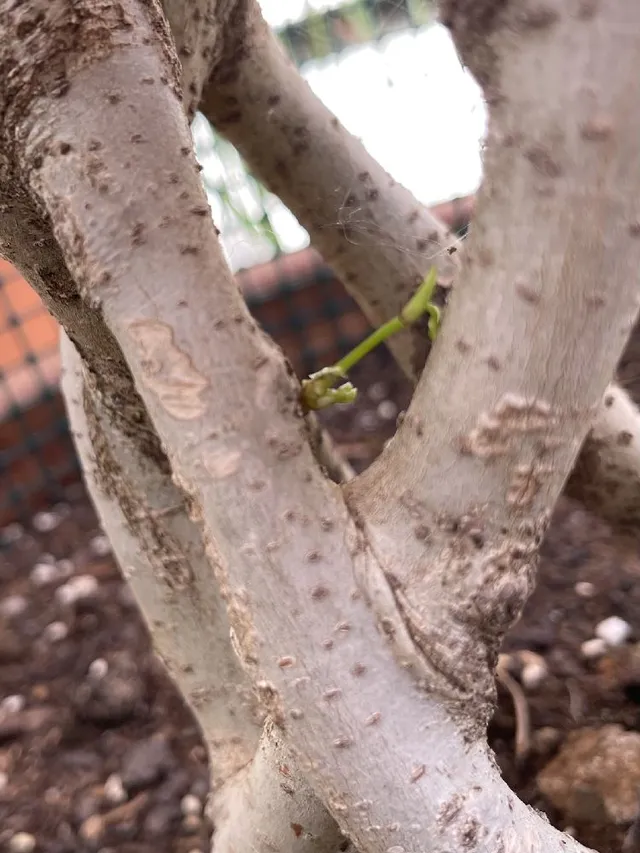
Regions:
[[277, 0, 435, 65]]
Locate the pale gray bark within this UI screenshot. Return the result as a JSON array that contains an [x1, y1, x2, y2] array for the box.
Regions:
[[565, 383, 640, 533], [159, 0, 218, 121], [212, 720, 346, 853], [194, 0, 461, 378], [347, 0, 640, 719], [2, 2, 639, 853], [60, 329, 343, 851], [192, 0, 640, 538], [0, 2, 344, 849], [60, 330, 261, 784]]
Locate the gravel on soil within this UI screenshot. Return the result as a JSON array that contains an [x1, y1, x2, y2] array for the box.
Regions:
[[2, 351, 640, 852]]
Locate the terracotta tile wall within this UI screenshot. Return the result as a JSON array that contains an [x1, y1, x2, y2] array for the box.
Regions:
[[0, 261, 61, 421]]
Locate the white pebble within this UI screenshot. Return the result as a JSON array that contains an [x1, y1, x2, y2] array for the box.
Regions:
[[104, 773, 127, 805], [521, 660, 548, 690], [44, 621, 68, 643], [358, 410, 379, 432], [88, 658, 109, 680], [56, 559, 74, 578], [0, 595, 28, 618], [581, 638, 607, 660], [0, 770, 8, 791], [32, 511, 60, 533], [595, 616, 632, 647], [90, 534, 111, 557], [367, 382, 388, 403], [30, 563, 61, 586], [181, 793, 203, 816], [377, 400, 398, 421], [1, 523, 24, 544], [9, 832, 36, 853], [575, 581, 596, 598], [1, 694, 26, 714], [56, 575, 99, 606]]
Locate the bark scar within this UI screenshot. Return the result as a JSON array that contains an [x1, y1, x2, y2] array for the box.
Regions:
[[129, 319, 209, 420]]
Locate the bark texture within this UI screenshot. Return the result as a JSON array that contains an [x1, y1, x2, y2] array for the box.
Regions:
[[193, 0, 640, 539], [195, 0, 461, 377], [347, 0, 640, 718], [62, 331, 341, 851], [0, 2, 344, 849], [60, 330, 261, 784], [565, 384, 640, 533], [1, 2, 639, 853]]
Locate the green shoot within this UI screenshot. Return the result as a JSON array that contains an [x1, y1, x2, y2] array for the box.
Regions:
[[300, 267, 440, 411]]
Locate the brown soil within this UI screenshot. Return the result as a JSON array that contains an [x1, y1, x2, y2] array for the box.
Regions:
[[2, 349, 640, 853]]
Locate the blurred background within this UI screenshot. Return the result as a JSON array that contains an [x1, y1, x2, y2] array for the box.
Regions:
[[0, 0, 483, 528]]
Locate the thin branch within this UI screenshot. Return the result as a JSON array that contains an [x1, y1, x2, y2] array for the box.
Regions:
[[496, 655, 531, 762], [196, 0, 461, 379]]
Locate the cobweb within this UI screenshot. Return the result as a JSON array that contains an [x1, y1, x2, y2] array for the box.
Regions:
[[192, 0, 486, 274]]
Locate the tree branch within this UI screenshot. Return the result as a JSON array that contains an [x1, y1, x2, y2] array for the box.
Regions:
[[162, 0, 214, 121], [565, 383, 640, 534], [191, 0, 640, 539], [61, 330, 341, 850], [347, 0, 640, 719], [213, 720, 346, 853], [2, 3, 597, 850], [0, 3, 346, 850], [194, 0, 461, 379], [60, 330, 261, 784]]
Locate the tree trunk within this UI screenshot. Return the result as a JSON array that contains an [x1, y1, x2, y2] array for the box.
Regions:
[[2, 2, 640, 853], [61, 328, 347, 852]]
